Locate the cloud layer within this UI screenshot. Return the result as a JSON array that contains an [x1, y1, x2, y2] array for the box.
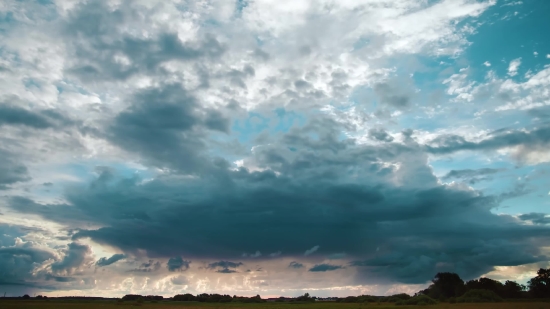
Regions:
[[0, 0, 549, 298]]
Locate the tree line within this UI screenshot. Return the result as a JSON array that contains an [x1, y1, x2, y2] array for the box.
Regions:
[[416, 268, 550, 301], [7, 268, 550, 304]]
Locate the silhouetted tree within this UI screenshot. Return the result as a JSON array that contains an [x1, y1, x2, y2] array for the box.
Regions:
[[421, 272, 465, 300], [22, 294, 30, 299], [528, 268, 550, 298], [502, 280, 526, 299], [173, 293, 195, 301], [121, 294, 146, 301], [295, 293, 314, 302], [465, 277, 503, 292]]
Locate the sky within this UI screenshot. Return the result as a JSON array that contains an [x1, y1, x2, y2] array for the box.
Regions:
[[1, 0, 550, 299]]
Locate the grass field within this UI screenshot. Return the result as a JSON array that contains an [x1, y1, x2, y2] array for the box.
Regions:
[[3, 300, 550, 309]]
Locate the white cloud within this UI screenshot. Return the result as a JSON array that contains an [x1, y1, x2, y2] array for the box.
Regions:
[[483, 61, 491, 67], [304, 245, 320, 256], [443, 67, 476, 101], [508, 58, 522, 76], [534, 51, 538, 57]]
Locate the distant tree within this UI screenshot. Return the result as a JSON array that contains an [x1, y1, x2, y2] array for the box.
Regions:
[[465, 277, 503, 292], [528, 268, 550, 298], [295, 293, 315, 302], [122, 294, 143, 301], [173, 293, 196, 301], [421, 273, 465, 300], [22, 294, 30, 299], [502, 280, 526, 299]]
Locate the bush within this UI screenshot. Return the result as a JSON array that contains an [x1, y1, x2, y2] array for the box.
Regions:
[[456, 289, 502, 303], [386, 293, 411, 302], [396, 295, 437, 306]]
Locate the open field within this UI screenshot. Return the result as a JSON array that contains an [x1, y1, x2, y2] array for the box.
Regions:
[[3, 301, 550, 309]]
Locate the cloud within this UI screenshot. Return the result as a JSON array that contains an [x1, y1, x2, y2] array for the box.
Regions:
[[207, 261, 243, 269], [1, 0, 549, 294], [443, 168, 501, 179], [442, 168, 502, 183], [167, 257, 191, 272], [51, 242, 93, 275], [0, 104, 54, 129], [426, 126, 550, 160], [62, 1, 226, 82], [508, 58, 521, 76], [130, 260, 161, 272], [350, 238, 546, 284], [243, 251, 261, 258], [518, 213, 550, 225], [96, 254, 126, 267], [309, 264, 344, 272], [483, 61, 491, 67], [327, 253, 347, 260], [107, 84, 229, 172], [0, 151, 31, 190], [170, 275, 189, 285], [10, 121, 550, 284], [304, 246, 320, 256], [45, 274, 77, 282], [0, 243, 55, 286], [374, 80, 412, 109], [369, 128, 394, 142], [207, 260, 243, 274]]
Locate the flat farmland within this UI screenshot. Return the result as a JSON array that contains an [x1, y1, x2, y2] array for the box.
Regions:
[[3, 301, 550, 309]]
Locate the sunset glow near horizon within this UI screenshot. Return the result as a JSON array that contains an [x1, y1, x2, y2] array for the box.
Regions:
[[1, 0, 550, 298]]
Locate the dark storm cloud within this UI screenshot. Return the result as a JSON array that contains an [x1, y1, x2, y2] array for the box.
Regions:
[[107, 84, 230, 172], [309, 264, 343, 272], [0, 104, 74, 129], [350, 237, 545, 284], [0, 104, 54, 129], [288, 261, 304, 269], [518, 213, 550, 225], [96, 254, 126, 267], [0, 239, 56, 286], [207, 261, 242, 274], [51, 242, 91, 274], [63, 1, 226, 82], [207, 261, 243, 269], [0, 151, 31, 189], [9, 118, 550, 284], [167, 257, 191, 272], [7, 196, 89, 223], [45, 274, 76, 282], [129, 260, 161, 273], [369, 128, 394, 142], [426, 126, 550, 155]]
